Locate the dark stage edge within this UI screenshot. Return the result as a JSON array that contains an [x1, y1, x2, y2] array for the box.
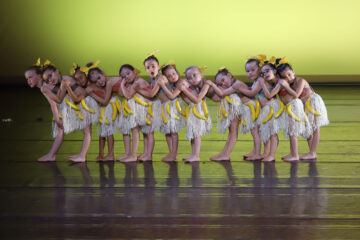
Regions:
[[1, 85, 360, 239]]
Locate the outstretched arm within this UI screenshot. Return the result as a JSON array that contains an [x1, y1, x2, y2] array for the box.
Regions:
[[206, 80, 236, 97]]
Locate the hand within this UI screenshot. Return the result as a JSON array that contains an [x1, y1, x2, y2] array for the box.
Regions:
[[63, 79, 71, 86], [55, 119, 63, 129], [205, 80, 213, 86], [279, 79, 288, 87], [85, 87, 94, 94]]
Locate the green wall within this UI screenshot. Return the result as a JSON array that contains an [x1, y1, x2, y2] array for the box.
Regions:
[[1, 0, 360, 79]]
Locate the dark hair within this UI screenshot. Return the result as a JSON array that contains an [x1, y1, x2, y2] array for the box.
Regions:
[[43, 65, 57, 73], [215, 68, 231, 80], [275, 58, 293, 75], [85, 62, 102, 80], [161, 64, 178, 75], [25, 66, 42, 75], [119, 64, 135, 75], [261, 61, 276, 71], [143, 55, 159, 65], [245, 59, 260, 68], [184, 65, 200, 75]]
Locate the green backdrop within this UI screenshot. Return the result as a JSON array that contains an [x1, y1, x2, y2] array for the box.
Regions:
[[1, 0, 360, 79]]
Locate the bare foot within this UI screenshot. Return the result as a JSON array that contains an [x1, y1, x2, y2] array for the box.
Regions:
[[38, 154, 56, 162], [118, 155, 137, 162], [210, 153, 230, 161], [70, 155, 86, 162], [96, 155, 104, 161], [283, 155, 299, 162], [116, 154, 131, 161], [243, 152, 255, 159], [281, 154, 291, 160], [300, 153, 317, 161], [100, 154, 114, 161], [138, 155, 152, 162], [245, 154, 263, 161], [184, 155, 200, 162], [183, 154, 193, 161], [162, 153, 177, 162], [262, 156, 275, 162], [137, 152, 147, 160]]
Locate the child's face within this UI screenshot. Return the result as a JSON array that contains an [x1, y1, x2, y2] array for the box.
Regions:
[[215, 73, 232, 88], [25, 70, 41, 88], [74, 71, 87, 87], [280, 67, 295, 82], [186, 68, 202, 86], [144, 59, 160, 78], [89, 70, 105, 85], [43, 69, 60, 85], [120, 68, 136, 84], [164, 68, 179, 83], [261, 65, 276, 82], [245, 61, 260, 81]]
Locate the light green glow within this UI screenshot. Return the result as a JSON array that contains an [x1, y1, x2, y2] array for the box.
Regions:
[[1, 0, 360, 76]]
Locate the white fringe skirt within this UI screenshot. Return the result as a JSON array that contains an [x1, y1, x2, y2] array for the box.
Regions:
[[257, 99, 286, 143], [78, 96, 100, 130], [61, 95, 82, 134], [217, 94, 243, 134], [117, 97, 137, 135], [51, 101, 65, 138], [186, 100, 212, 141], [97, 96, 119, 137], [284, 98, 312, 139], [304, 93, 329, 132], [240, 99, 259, 134], [160, 98, 186, 134]]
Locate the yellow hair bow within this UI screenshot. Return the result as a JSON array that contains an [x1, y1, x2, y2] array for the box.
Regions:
[[160, 59, 175, 70], [218, 66, 227, 72], [145, 49, 159, 59], [275, 56, 289, 68], [69, 63, 79, 76], [34, 58, 41, 67], [135, 68, 141, 74], [80, 60, 100, 76], [43, 59, 54, 68], [268, 56, 277, 64], [199, 65, 208, 72]]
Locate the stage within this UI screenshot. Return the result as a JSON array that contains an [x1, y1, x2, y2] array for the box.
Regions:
[[0, 84, 359, 239]]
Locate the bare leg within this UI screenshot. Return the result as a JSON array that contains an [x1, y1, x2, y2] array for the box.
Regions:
[[102, 135, 114, 161], [70, 125, 91, 162], [144, 131, 155, 161], [262, 135, 278, 162], [183, 138, 195, 161], [116, 134, 131, 161], [283, 135, 299, 162], [211, 119, 239, 161], [138, 133, 148, 160], [120, 127, 139, 162], [163, 133, 178, 162], [301, 128, 319, 160], [38, 128, 64, 162], [96, 137, 105, 161], [185, 136, 201, 162], [246, 126, 263, 161]]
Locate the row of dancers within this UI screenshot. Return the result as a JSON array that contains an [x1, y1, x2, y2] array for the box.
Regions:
[[24, 53, 329, 163]]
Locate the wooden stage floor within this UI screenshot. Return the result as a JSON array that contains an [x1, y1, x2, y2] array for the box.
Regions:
[[0, 85, 360, 239]]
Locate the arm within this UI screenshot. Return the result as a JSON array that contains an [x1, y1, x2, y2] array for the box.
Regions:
[[65, 83, 86, 103], [238, 80, 262, 97], [41, 84, 66, 104], [181, 83, 210, 104], [281, 78, 306, 98], [136, 81, 160, 98], [261, 80, 282, 99], [159, 81, 181, 100], [206, 81, 236, 97], [120, 79, 137, 99], [43, 93, 63, 128], [87, 83, 113, 105]]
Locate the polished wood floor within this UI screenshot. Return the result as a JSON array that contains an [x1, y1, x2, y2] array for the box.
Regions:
[[0, 85, 360, 239]]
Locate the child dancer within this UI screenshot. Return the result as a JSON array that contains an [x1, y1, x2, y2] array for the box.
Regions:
[[256, 57, 286, 162], [113, 64, 139, 162], [205, 68, 243, 161], [25, 59, 63, 162], [61, 63, 100, 162], [271, 57, 312, 161], [156, 61, 186, 162], [179, 66, 212, 162], [276, 58, 329, 160], [83, 62, 119, 161], [207, 56, 264, 161]]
